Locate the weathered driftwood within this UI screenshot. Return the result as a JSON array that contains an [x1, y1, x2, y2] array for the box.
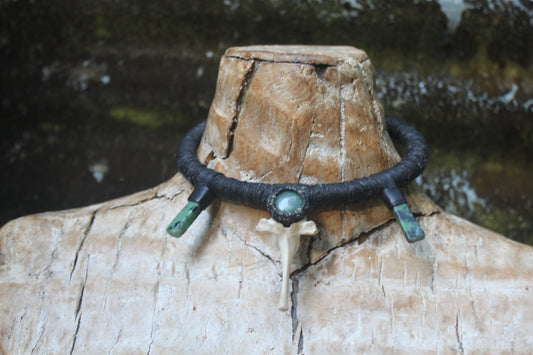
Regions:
[[1, 46, 532, 354]]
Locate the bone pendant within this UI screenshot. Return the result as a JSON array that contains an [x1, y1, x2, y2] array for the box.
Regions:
[[256, 218, 318, 311]]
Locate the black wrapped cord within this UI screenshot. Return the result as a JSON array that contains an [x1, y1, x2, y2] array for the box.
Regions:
[[168, 116, 428, 241], [177, 117, 427, 208]]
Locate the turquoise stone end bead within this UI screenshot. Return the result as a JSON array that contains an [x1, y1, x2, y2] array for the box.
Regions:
[[391, 203, 425, 243], [166, 201, 201, 238], [275, 191, 303, 213]]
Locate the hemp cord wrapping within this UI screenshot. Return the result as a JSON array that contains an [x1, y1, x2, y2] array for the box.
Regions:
[[176, 117, 428, 213]]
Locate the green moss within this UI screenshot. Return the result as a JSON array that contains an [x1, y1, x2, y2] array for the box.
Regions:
[[109, 106, 172, 128], [94, 14, 111, 39], [475, 206, 533, 246], [421, 149, 533, 246], [39, 122, 62, 133]]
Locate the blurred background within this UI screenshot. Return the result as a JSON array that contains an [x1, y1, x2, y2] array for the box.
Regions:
[[1, 0, 532, 244]]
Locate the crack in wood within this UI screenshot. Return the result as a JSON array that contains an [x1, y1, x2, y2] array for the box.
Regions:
[[237, 262, 244, 300], [224, 61, 258, 159], [430, 255, 438, 294], [30, 323, 46, 354], [70, 210, 97, 283], [290, 277, 300, 341], [70, 255, 89, 355], [146, 228, 170, 353], [184, 262, 191, 299], [240, 237, 276, 266], [146, 220, 167, 355], [379, 257, 387, 298], [30, 221, 65, 352], [224, 55, 340, 67], [297, 112, 316, 182], [146, 279, 160, 355], [103, 189, 183, 213], [455, 313, 464, 354], [285, 214, 439, 353], [108, 325, 123, 355], [297, 327, 304, 354], [222, 226, 277, 266], [293, 211, 440, 277], [284, 120, 294, 163], [69, 315, 82, 355], [102, 215, 131, 312]]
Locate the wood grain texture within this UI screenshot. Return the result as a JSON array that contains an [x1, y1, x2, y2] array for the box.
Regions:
[[1, 46, 532, 354]]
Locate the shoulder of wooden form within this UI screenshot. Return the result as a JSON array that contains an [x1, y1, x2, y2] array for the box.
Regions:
[[0, 179, 532, 353]]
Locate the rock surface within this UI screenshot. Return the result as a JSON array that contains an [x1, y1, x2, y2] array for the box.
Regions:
[[1, 46, 532, 354]]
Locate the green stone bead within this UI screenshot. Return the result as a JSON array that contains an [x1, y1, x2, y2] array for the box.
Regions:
[[166, 201, 201, 238], [392, 203, 425, 243], [275, 191, 303, 213]]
